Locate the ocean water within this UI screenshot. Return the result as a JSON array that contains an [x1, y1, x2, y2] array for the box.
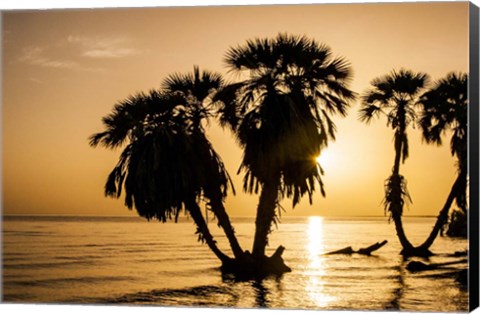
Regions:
[[1, 215, 468, 311]]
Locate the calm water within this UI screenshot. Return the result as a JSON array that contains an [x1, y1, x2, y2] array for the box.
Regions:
[[1, 215, 468, 311]]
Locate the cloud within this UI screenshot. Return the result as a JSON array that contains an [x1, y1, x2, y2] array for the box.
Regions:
[[19, 46, 79, 69], [67, 35, 140, 59], [83, 47, 137, 58], [18, 35, 140, 72]]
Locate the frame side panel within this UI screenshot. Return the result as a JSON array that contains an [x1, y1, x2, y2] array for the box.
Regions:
[[469, 2, 479, 312]]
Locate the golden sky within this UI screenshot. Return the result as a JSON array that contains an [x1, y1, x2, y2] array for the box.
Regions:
[[2, 2, 470, 217]]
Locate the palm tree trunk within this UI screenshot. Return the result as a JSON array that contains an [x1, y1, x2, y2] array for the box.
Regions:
[[391, 132, 414, 252], [186, 198, 230, 264], [252, 174, 281, 258], [391, 211, 414, 252], [419, 171, 465, 250], [209, 196, 245, 259], [392, 131, 403, 175]]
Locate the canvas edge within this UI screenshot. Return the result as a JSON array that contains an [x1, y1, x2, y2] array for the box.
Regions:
[[469, 1, 480, 312]]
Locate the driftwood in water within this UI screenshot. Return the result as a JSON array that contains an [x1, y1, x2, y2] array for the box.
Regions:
[[406, 260, 468, 285], [325, 240, 388, 256], [406, 259, 468, 272]]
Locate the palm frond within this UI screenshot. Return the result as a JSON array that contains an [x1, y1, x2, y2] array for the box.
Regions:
[[360, 68, 429, 167], [383, 174, 412, 219], [358, 104, 383, 124], [417, 72, 467, 164], [91, 75, 235, 224], [163, 66, 223, 101]]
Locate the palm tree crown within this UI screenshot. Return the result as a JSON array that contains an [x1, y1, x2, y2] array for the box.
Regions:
[[359, 69, 429, 164], [215, 33, 355, 207], [89, 67, 233, 222], [162, 65, 223, 125], [418, 72, 468, 212], [418, 72, 467, 164]]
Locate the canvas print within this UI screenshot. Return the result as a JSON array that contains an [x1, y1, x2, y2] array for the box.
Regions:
[[1, 1, 479, 312]]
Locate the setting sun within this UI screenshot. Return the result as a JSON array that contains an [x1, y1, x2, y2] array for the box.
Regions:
[[316, 149, 331, 169]]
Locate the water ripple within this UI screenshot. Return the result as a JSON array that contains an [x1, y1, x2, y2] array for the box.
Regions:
[[107, 285, 239, 306], [6, 275, 136, 287]]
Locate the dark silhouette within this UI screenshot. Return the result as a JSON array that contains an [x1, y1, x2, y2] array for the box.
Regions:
[[406, 259, 467, 272], [417, 72, 468, 240], [359, 69, 430, 257], [445, 209, 467, 237], [161, 66, 245, 260], [325, 240, 388, 255], [214, 33, 355, 269], [89, 64, 298, 277], [360, 70, 469, 257], [89, 68, 240, 265]]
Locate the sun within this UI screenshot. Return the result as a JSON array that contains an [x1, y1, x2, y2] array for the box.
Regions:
[[315, 149, 331, 168]]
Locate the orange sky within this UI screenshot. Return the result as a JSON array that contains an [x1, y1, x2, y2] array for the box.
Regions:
[[2, 2, 470, 217]]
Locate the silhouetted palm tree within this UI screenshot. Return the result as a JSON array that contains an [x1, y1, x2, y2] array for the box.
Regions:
[[417, 72, 468, 245], [215, 33, 355, 260], [359, 69, 429, 256], [162, 66, 244, 260], [89, 69, 237, 264]]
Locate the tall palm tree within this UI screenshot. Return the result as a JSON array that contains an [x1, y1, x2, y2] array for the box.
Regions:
[[359, 69, 430, 256], [89, 72, 237, 264], [215, 33, 355, 260], [417, 72, 468, 247], [162, 66, 244, 260]]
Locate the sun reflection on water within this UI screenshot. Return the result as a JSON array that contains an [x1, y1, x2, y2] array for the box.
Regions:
[[306, 216, 335, 308]]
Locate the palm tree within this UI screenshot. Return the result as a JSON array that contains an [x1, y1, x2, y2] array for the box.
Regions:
[[359, 69, 430, 256], [214, 33, 355, 261], [162, 66, 244, 260], [417, 72, 468, 245], [89, 70, 238, 265]]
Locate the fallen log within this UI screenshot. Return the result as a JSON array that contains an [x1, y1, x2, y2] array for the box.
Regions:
[[357, 240, 388, 255], [325, 240, 388, 256], [325, 246, 355, 255]]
